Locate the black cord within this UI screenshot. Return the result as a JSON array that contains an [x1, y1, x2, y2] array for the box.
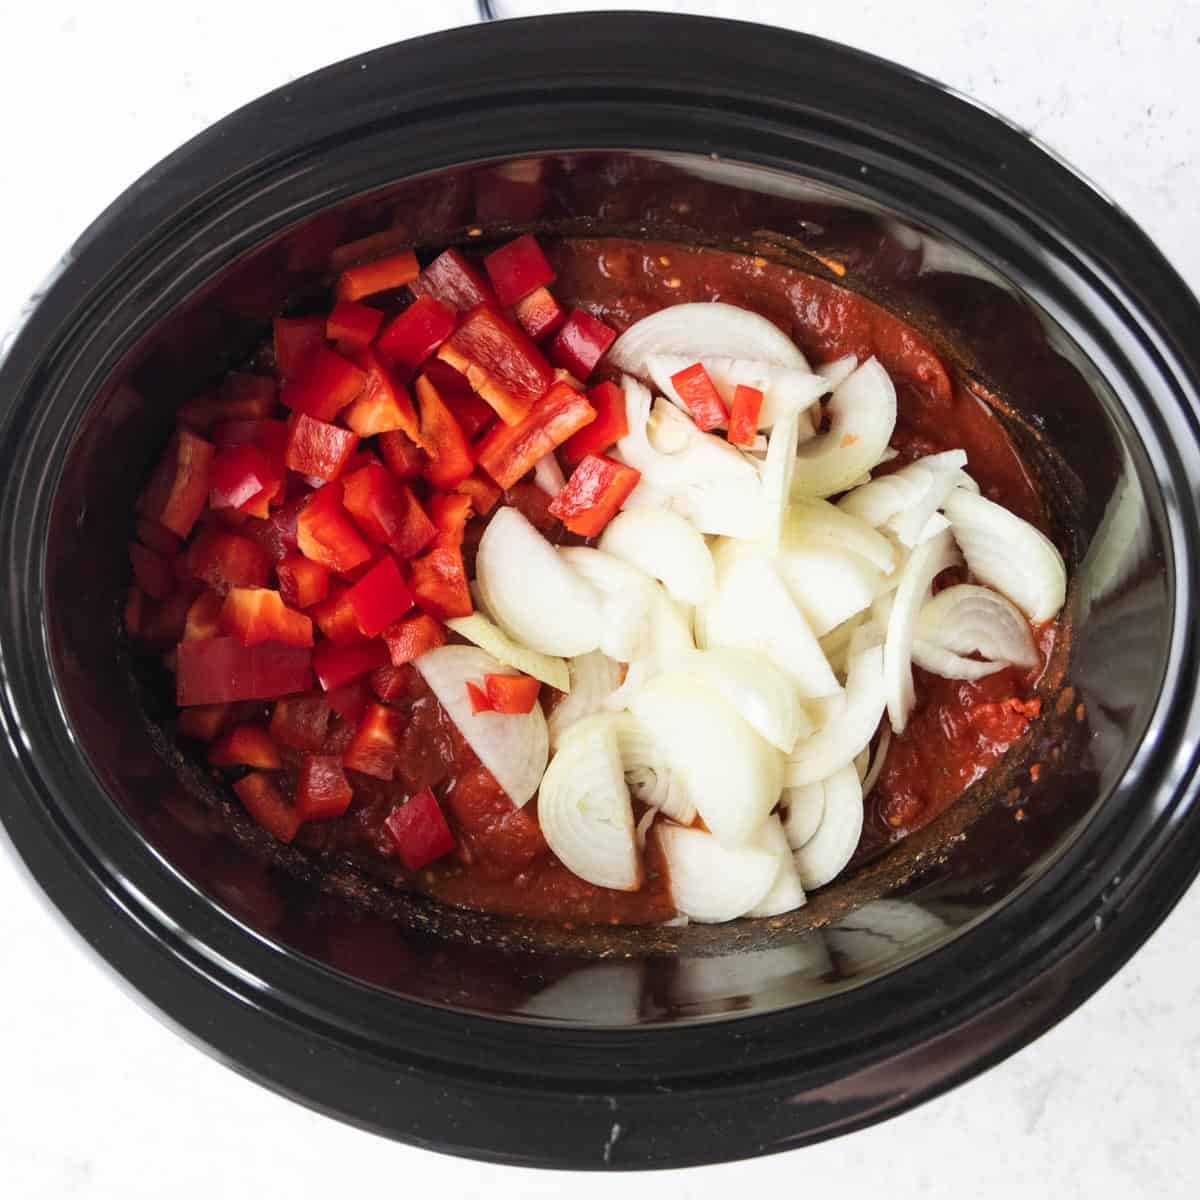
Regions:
[[476, 0, 500, 20]]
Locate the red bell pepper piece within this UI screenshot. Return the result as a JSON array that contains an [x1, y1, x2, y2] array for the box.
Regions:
[[409, 247, 496, 311], [221, 587, 314, 648], [183, 589, 225, 641], [727, 383, 764, 447], [421, 361, 495, 439], [514, 286, 567, 341], [547, 309, 617, 382], [208, 724, 282, 770], [437, 305, 554, 426], [384, 613, 446, 665], [295, 755, 354, 821], [138, 430, 214, 539], [376, 294, 457, 369], [140, 586, 202, 648], [276, 554, 330, 609], [326, 301, 384, 353], [296, 485, 372, 573], [454, 473, 502, 516], [180, 374, 278, 430], [135, 517, 182, 558], [378, 430, 426, 481], [484, 673, 541, 714], [176, 638, 313, 706], [182, 529, 272, 592], [326, 678, 370, 723], [561, 381, 629, 465], [370, 664, 411, 702], [409, 549, 472, 621], [415, 374, 475, 488], [466, 680, 492, 713], [384, 788, 456, 869], [177, 702, 230, 742], [347, 555, 414, 638], [431, 492, 473, 549], [213, 417, 289, 463], [341, 347, 422, 442], [341, 463, 437, 558], [129, 542, 174, 599], [312, 638, 391, 692], [548, 454, 642, 537], [310, 585, 364, 646], [475, 380, 596, 490], [208, 443, 277, 510], [284, 413, 359, 482], [281, 346, 366, 423], [234, 772, 301, 844], [269, 694, 331, 751], [273, 316, 326, 379], [343, 702, 401, 780], [483, 234, 556, 306], [670, 362, 728, 431], [336, 249, 420, 302]]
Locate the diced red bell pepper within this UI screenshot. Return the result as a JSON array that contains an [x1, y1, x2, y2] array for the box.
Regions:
[[234, 772, 301, 843], [347, 554, 414, 638], [124, 586, 144, 637], [336, 249, 420, 302], [378, 430, 426, 481], [415, 374, 475, 488], [484, 673, 541, 714], [330, 229, 413, 274], [139, 585, 202, 648], [208, 443, 277, 510], [273, 315, 326, 379], [284, 413, 359, 482], [326, 301, 384, 353], [421, 361, 496, 439], [514, 286, 566, 341], [437, 305, 554, 426], [454, 473, 502, 516], [208, 724, 282, 769], [276, 554, 330, 609], [296, 485, 372, 574], [466, 681, 492, 713], [182, 529, 272, 592], [213, 417, 290, 465], [384, 787, 456, 869], [370, 664, 411, 702], [343, 703, 401, 780], [269, 695, 331, 751], [176, 638, 313, 706], [384, 613, 447, 665], [295, 755, 354, 821], [429, 492, 473, 552], [129, 542, 174, 599], [475, 380, 596, 489], [312, 638, 391, 692], [281, 346, 366, 423], [561, 381, 629, 465], [342, 347, 422, 441], [409, 247, 496, 311], [177, 702, 230, 741], [266, 492, 309, 559], [135, 517, 182, 557], [219, 373, 278, 419], [341, 463, 437, 559], [548, 454, 642, 537], [670, 362, 728, 431], [325, 679, 370, 723], [547, 309, 617, 382], [138, 430, 214, 539], [377, 294, 457, 369], [221, 587, 313, 648], [727, 383, 764, 447], [409, 549, 472, 621], [483, 234, 556, 306], [503, 481, 559, 535], [183, 589, 225, 641], [310, 585, 364, 646]]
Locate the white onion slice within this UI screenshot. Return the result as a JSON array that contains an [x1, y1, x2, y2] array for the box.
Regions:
[[943, 489, 1067, 621], [782, 782, 824, 850], [911, 641, 1006, 680], [860, 725, 892, 797], [774, 538, 891, 638], [760, 402, 803, 548], [445, 613, 569, 692], [598, 508, 715, 606], [414, 646, 547, 807], [744, 815, 807, 918], [476, 507, 603, 657], [792, 357, 897, 498], [885, 464, 965, 548], [916, 583, 1039, 669], [611, 713, 697, 825], [883, 528, 962, 733], [837, 451, 968, 528], [792, 764, 864, 890], [816, 354, 858, 391], [557, 546, 656, 662], [532, 452, 566, 498], [786, 498, 898, 574], [547, 651, 622, 749], [656, 822, 779, 924], [630, 673, 784, 846], [538, 715, 640, 891]]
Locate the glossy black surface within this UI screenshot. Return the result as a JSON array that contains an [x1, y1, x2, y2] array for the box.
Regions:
[[1, 14, 1199, 1168]]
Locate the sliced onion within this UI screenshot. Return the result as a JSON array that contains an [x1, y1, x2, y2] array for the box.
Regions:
[[911, 641, 1006, 680], [445, 613, 569, 691], [943, 489, 1067, 621], [791, 357, 897, 498], [656, 822, 780, 924], [774, 537, 891, 638], [860, 725, 892, 797], [883, 528, 962, 733], [635, 804, 658, 849], [786, 631, 886, 787], [476, 507, 603, 657], [612, 713, 696, 825], [538, 715, 640, 891], [792, 763, 864, 890], [786, 498, 898, 573], [782, 782, 824, 850], [598, 508, 715, 606], [414, 646, 547, 807], [816, 354, 858, 390], [698, 540, 841, 700], [760, 401, 803, 548], [836, 451, 968, 532], [745, 815, 807, 918], [547, 651, 622, 748], [630, 673, 784, 846], [913, 580, 1038, 670], [818, 614, 865, 680], [532, 452, 566, 498], [557, 546, 657, 662]]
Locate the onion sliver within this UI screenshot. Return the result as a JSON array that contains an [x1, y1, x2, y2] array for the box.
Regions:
[[414, 646, 548, 807], [476, 507, 603, 657], [745, 815, 807, 918], [630, 673, 784, 846], [860, 725, 892, 797], [911, 641, 1006, 680], [916, 583, 1039, 669], [760, 402, 803, 549], [782, 782, 824, 850], [612, 713, 697, 825], [837, 451, 967, 529], [538, 715, 641, 891], [547, 651, 622, 748], [786, 498, 898, 574], [886, 465, 965, 548], [656, 823, 780, 923], [883, 528, 961, 733], [598, 508, 715, 606], [532, 452, 566, 498], [792, 357, 897, 498], [943, 489, 1067, 621], [558, 546, 657, 662], [792, 764, 864, 890], [445, 613, 569, 691], [774, 539, 890, 637], [816, 354, 858, 391]]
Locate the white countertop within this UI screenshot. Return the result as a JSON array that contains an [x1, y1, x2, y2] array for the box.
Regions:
[[2, 2, 1198, 1195]]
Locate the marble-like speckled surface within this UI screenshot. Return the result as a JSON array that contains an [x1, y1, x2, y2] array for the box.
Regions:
[[1, 2, 1197, 1196]]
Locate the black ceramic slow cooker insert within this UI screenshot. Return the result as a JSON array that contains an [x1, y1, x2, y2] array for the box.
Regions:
[[2, 14, 1199, 1169]]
